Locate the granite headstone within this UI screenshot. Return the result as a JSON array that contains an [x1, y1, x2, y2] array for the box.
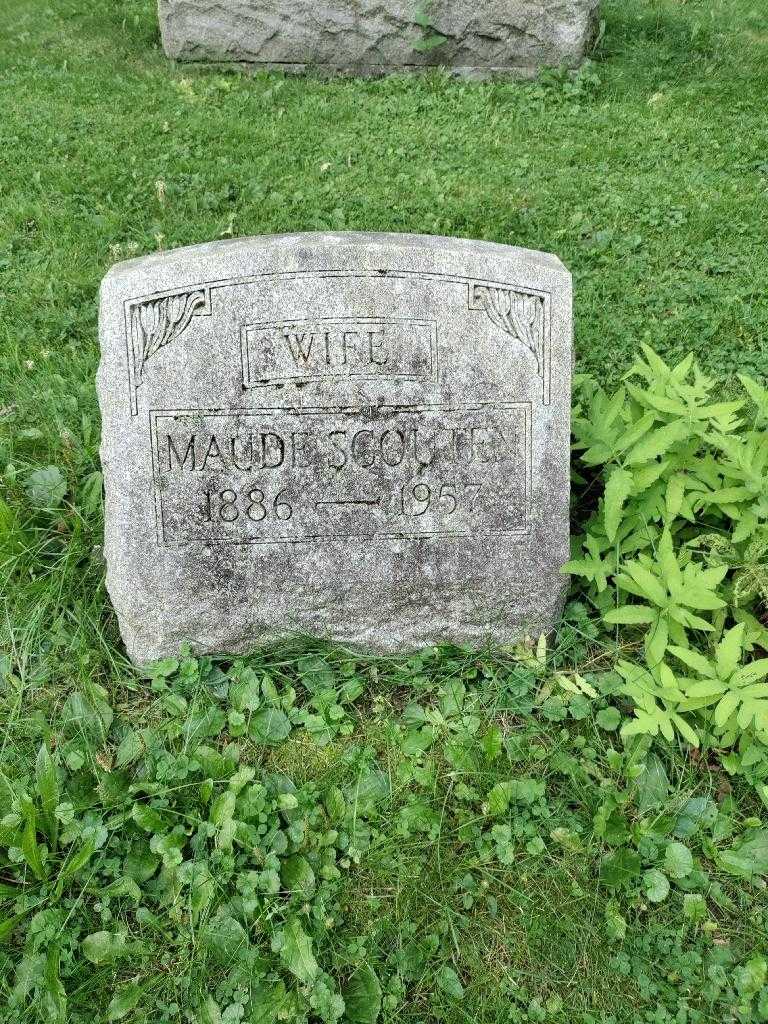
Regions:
[[157, 0, 600, 79], [98, 232, 571, 663]]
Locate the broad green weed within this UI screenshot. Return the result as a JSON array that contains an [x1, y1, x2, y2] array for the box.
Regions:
[[566, 346, 768, 788]]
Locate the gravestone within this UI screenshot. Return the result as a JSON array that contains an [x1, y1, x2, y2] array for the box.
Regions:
[[157, 0, 600, 78], [98, 233, 571, 664]]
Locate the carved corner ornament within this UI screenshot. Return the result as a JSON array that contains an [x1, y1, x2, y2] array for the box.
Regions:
[[125, 287, 211, 415], [469, 283, 550, 405]]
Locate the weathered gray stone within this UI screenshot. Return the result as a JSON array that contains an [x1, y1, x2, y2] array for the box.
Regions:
[[157, 0, 599, 78], [98, 232, 571, 664]]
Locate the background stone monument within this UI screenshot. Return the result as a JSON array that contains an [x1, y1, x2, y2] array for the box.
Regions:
[[157, 1, 600, 78], [98, 233, 571, 663]]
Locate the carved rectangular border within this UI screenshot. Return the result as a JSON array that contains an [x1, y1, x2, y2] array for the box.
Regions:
[[149, 401, 532, 548], [240, 316, 439, 388]]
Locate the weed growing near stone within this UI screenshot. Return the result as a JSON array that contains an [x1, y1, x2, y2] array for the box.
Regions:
[[566, 347, 768, 786]]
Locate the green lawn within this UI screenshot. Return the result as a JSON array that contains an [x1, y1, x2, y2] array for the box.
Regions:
[[2, 1, 768, 1022]]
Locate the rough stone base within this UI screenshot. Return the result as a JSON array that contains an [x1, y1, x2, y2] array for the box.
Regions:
[[174, 60, 544, 81], [158, 1, 600, 77]]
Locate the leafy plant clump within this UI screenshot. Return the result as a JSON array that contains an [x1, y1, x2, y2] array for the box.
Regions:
[[2, 647, 768, 1023], [566, 345, 768, 788], [1, 653, 383, 1023]]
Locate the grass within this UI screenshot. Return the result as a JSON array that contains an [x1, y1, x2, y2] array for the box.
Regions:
[[2, 0, 768, 1021], [3, 642, 768, 1023]]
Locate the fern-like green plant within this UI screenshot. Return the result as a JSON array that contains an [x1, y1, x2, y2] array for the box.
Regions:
[[667, 623, 768, 738], [604, 527, 727, 665], [614, 623, 768, 769], [566, 345, 768, 786], [694, 530, 768, 607]]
